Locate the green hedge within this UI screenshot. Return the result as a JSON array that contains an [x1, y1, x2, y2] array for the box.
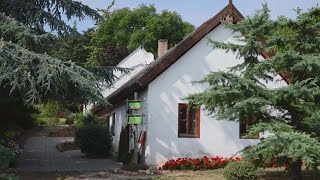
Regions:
[[223, 161, 257, 180], [118, 126, 130, 163], [75, 124, 112, 156], [0, 146, 16, 170]]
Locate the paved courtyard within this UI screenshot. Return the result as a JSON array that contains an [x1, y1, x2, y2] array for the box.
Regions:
[[14, 127, 121, 172]]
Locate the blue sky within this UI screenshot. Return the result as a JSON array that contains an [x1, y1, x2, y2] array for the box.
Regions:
[[76, 0, 319, 31]]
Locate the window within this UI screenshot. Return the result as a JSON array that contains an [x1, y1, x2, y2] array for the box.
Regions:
[[178, 103, 200, 138], [239, 119, 259, 139], [111, 113, 116, 136]]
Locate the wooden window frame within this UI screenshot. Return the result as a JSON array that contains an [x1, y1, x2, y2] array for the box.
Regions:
[[178, 103, 200, 138]]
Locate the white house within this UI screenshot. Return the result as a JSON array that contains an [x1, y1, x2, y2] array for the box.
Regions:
[[98, 2, 287, 166], [85, 46, 154, 113]]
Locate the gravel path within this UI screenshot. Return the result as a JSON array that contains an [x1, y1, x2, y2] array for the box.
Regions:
[[14, 127, 121, 172]]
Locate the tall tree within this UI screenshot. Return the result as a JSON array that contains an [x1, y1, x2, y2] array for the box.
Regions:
[[88, 4, 194, 66], [186, 5, 320, 179], [49, 26, 92, 66], [0, 0, 119, 105], [0, 0, 100, 34], [0, 14, 106, 104]]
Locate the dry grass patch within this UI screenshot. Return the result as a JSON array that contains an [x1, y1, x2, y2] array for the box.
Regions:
[[155, 169, 225, 180]]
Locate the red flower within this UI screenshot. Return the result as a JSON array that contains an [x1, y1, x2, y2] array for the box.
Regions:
[[160, 156, 242, 171]]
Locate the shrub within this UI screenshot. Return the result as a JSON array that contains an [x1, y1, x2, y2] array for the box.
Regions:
[[38, 101, 67, 118], [65, 113, 77, 126], [223, 161, 257, 180], [0, 125, 23, 142], [0, 146, 16, 170], [0, 173, 18, 180], [160, 156, 241, 171], [1, 141, 23, 156], [121, 150, 134, 165], [0, 91, 36, 129], [75, 113, 103, 129], [75, 124, 112, 156], [118, 126, 130, 163], [33, 101, 71, 126], [34, 117, 64, 126]]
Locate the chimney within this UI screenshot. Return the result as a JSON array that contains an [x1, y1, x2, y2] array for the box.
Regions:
[[158, 39, 168, 58]]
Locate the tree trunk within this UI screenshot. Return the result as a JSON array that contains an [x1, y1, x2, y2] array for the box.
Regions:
[[288, 160, 303, 180]]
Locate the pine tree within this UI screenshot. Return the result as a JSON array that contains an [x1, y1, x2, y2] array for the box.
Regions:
[[0, 0, 101, 35], [186, 4, 320, 179], [49, 25, 92, 67], [0, 0, 123, 106], [0, 14, 107, 104]]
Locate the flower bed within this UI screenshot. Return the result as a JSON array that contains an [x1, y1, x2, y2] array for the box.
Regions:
[[160, 156, 241, 171]]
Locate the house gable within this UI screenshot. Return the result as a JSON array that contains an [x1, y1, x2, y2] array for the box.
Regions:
[[106, 3, 244, 104], [101, 47, 154, 98]]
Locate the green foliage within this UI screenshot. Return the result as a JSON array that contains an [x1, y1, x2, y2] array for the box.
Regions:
[[75, 114, 103, 129], [0, 36, 105, 105], [0, 12, 55, 52], [0, 3, 119, 107], [0, 88, 36, 129], [0, 0, 100, 34], [223, 161, 257, 180], [88, 4, 194, 66], [0, 173, 18, 180], [75, 124, 112, 156], [32, 101, 70, 126], [35, 117, 65, 127], [243, 120, 294, 138], [38, 101, 68, 118], [0, 146, 16, 170], [186, 4, 320, 179], [65, 115, 75, 126], [49, 27, 92, 66], [0, 126, 22, 142], [74, 114, 111, 156], [243, 132, 320, 170], [118, 126, 130, 163]]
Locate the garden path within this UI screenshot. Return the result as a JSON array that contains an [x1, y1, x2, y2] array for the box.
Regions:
[[14, 127, 121, 172]]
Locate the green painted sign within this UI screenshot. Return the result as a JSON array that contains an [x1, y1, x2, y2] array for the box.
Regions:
[[128, 115, 142, 124], [127, 100, 142, 109]]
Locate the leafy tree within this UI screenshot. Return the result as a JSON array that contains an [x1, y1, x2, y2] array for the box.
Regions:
[[49, 26, 92, 66], [88, 4, 194, 66], [186, 4, 320, 179]]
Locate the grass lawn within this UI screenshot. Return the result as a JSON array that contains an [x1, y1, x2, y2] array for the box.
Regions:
[[13, 168, 318, 180], [155, 169, 225, 180], [15, 170, 225, 180]]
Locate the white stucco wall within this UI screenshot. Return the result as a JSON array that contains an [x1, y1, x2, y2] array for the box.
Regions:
[[110, 89, 149, 150], [145, 24, 287, 165], [109, 102, 127, 149]]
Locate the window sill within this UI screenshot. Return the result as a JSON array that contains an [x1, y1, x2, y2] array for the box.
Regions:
[[178, 134, 200, 138]]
